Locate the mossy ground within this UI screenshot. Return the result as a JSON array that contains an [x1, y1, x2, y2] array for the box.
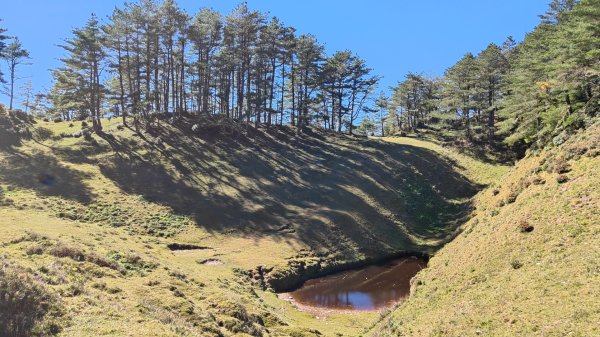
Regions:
[[370, 123, 600, 337], [0, 118, 506, 336]]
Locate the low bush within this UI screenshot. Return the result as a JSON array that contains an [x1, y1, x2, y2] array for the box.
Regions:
[[517, 220, 534, 233], [506, 189, 519, 204], [0, 260, 63, 337], [9, 231, 46, 245], [557, 175, 569, 184], [510, 260, 523, 270], [531, 176, 546, 185], [86, 253, 120, 270], [48, 244, 85, 261], [25, 244, 45, 256], [109, 251, 158, 275]]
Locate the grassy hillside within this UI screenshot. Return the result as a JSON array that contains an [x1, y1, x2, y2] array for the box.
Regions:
[[370, 122, 600, 337], [0, 117, 506, 337]]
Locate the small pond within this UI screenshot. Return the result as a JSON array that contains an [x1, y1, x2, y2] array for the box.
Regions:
[[287, 256, 426, 311]]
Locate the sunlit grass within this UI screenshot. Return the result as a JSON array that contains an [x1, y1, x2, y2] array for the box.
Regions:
[[371, 123, 600, 337], [0, 118, 512, 336]]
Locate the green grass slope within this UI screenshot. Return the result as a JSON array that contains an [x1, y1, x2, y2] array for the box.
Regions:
[[370, 122, 600, 337], [0, 117, 505, 337]]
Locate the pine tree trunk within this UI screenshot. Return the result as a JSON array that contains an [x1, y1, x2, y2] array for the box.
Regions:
[[117, 41, 127, 126], [9, 63, 15, 111]]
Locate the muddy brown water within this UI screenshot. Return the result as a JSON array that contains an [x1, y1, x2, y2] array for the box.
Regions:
[[287, 257, 426, 311]]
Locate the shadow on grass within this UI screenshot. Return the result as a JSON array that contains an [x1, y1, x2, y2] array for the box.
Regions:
[[416, 126, 515, 164], [0, 150, 95, 204], [0, 114, 32, 151], [98, 121, 482, 256]]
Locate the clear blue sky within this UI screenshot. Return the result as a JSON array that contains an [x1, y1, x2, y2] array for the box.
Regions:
[[1, 0, 549, 108]]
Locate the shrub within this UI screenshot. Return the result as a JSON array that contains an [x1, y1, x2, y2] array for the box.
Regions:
[[0, 261, 63, 337], [62, 280, 85, 297], [87, 253, 120, 270], [553, 157, 571, 174], [145, 280, 161, 287], [10, 231, 46, 245], [169, 270, 188, 281], [109, 251, 158, 275], [106, 286, 122, 294], [531, 176, 546, 185], [25, 244, 45, 256], [557, 175, 569, 184], [511, 260, 523, 270], [506, 190, 519, 204], [81, 121, 88, 128], [68, 123, 74, 128], [170, 286, 185, 298], [91, 282, 107, 291], [544, 156, 571, 174], [48, 244, 85, 261], [517, 220, 534, 233], [53, 118, 62, 123]]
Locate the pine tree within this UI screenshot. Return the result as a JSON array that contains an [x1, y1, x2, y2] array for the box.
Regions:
[[323, 51, 352, 132], [56, 15, 107, 130], [346, 56, 378, 135], [294, 34, 323, 133], [0, 19, 10, 87], [539, 0, 578, 23], [103, 7, 132, 124], [49, 68, 83, 121], [389, 74, 438, 133], [189, 8, 222, 115], [476, 43, 508, 142], [3, 38, 30, 111], [20, 80, 33, 113], [443, 53, 479, 139], [374, 92, 388, 136], [498, 0, 598, 152], [226, 3, 264, 122]]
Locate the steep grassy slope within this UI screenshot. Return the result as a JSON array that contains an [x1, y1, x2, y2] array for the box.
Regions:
[[0, 117, 505, 336], [371, 123, 600, 337]]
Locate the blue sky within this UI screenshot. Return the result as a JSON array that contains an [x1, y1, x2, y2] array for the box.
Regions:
[[1, 0, 549, 108]]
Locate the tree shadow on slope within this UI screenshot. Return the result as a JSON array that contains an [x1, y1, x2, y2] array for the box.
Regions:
[[0, 150, 95, 203], [98, 123, 481, 256], [417, 126, 515, 164], [51, 140, 113, 165], [0, 114, 32, 151]]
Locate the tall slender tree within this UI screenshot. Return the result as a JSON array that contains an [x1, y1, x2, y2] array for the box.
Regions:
[[189, 8, 222, 115], [443, 53, 479, 139], [476, 43, 508, 142], [0, 19, 9, 86], [55, 15, 106, 131], [4, 38, 30, 111], [294, 34, 323, 133]]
